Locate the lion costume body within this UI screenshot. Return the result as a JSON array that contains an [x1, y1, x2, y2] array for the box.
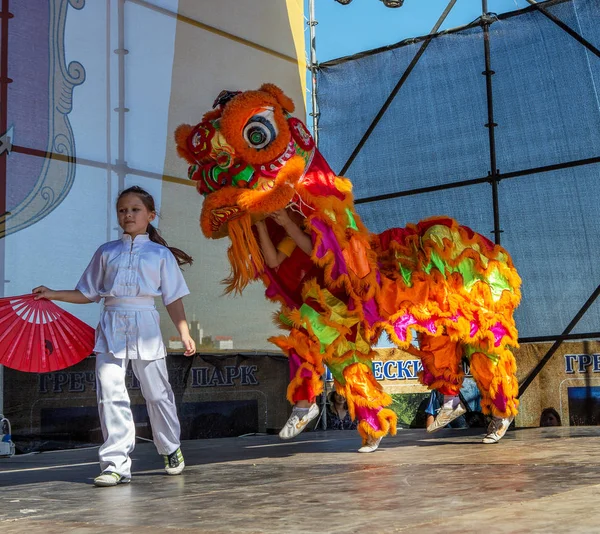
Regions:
[[175, 84, 521, 445]]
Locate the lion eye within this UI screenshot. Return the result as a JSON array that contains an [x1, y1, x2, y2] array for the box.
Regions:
[[243, 110, 277, 150]]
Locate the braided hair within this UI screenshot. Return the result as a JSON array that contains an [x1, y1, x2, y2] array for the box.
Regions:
[[117, 186, 193, 267]]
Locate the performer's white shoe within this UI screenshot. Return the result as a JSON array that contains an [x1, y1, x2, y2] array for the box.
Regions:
[[279, 403, 319, 440], [94, 471, 131, 487], [482, 415, 514, 444], [357, 435, 382, 453], [426, 402, 467, 433]]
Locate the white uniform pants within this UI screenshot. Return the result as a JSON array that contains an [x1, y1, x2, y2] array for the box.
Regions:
[[95, 352, 181, 477]]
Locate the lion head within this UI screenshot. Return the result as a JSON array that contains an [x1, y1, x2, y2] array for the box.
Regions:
[[174, 84, 317, 239]]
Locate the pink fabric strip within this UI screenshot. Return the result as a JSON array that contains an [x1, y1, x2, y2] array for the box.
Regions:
[[355, 405, 382, 431], [289, 350, 302, 381]]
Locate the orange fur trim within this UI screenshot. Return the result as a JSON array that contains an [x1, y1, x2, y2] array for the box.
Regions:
[[222, 214, 264, 294], [259, 83, 295, 113], [376, 219, 522, 316], [334, 176, 353, 195], [303, 209, 381, 315], [357, 409, 398, 441], [376, 256, 520, 357], [270, 329, 325, 369], [174, 124, 195, 164], [286, 362, 323, 404], [268, 328, 326, 404], [199, 186, 244, 238], [340, 363, 392, 417], [470, 350, 519, 418], [202, 108, 222, 122]]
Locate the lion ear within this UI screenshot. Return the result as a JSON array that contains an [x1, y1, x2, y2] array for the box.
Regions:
[[259, 83, 295, 113], [174, 124, 195, 163]]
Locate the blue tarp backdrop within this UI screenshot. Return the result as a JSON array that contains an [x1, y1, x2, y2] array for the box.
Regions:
[[316, 0, 600, 340]]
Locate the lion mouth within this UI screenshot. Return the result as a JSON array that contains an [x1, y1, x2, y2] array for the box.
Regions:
[[254, 140, 295, 178], [206, 176, 276, 233], [209, 205, 245, 233], [201, 155, 307, 239]]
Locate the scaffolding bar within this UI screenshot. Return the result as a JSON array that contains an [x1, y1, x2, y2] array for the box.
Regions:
[[339, 0, 458, 176], [354, 156, 600, 205], [525, 0, 600, 59], [482, 2, 502, 245]]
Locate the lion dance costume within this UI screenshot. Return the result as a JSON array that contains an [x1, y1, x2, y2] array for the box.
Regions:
[[174, 84, 521, 447]]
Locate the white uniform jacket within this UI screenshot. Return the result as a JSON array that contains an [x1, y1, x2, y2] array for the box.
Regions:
[[76, 233, 190, 360]]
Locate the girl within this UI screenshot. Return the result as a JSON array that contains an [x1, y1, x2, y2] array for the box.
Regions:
[[540, 407, 561, 427], [255, 208, 321, 439], [33, 186, 195, 487], [326, 389, 357, 431]]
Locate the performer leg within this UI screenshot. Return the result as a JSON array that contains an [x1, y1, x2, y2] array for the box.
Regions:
[[469, 349, 519, 444], [270, 328, 324, 440], [327, 354, 397, 452], [95, 352, 135, 480], [131, 358, 184, 473], [131, 358, 180, 455], [418, 333, 464, 394], [288, 349, 320, 405], [417, 333, 467, 432], [468, 349, 518, 417]]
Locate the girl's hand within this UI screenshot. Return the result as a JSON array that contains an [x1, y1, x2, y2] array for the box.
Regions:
[[181, 333, 196, 357], [32, 286, 55, 300], [270, 209, 292, 227]]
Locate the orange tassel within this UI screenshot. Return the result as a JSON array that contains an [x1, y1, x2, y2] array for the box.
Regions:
[[223, 214, 264, 294]]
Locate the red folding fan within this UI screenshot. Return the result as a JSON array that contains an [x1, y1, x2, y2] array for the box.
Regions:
[[0, 294, 95, 373]]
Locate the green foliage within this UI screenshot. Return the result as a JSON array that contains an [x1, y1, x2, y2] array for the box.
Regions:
[[389, 392, 430, 428]]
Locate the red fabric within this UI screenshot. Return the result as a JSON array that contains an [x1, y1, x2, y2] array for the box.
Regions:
[[260, 219, 322, 308], [0, 294, 95, 373], [460, 224, 495, 250], [416, 217, 454, 233], [301, 151, 345, 200], [276, 246, 315, 293], [378, 227, 418, 251], [291, 381, 315, 404], [437, 385, 460, 396]]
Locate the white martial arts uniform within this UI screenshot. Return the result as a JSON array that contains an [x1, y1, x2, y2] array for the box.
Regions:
[[76, 233, 190, 477]]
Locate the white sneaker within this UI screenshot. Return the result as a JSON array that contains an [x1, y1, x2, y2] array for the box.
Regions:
[[163, 447, 185, 475], [357, 435, 382, 453], [482, 415, 514, 444], [94, 471, 131, 487], [279, 403, 319, 440], [426, 402, 467, 433]]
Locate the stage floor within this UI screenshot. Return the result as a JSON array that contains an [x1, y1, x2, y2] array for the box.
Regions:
[[2, 426, 600, 533]]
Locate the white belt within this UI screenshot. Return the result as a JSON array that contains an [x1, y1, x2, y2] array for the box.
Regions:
[[104, 297, 156, 311]]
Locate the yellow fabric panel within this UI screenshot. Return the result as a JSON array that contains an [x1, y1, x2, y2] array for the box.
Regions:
[[277, 236, 296, 257]]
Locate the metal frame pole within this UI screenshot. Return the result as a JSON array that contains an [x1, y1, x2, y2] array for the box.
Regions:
[[115, 0, 127, 194], [106, 0, 113, 240], [308, 0, 319, 145], [481, 0, 502, 245], [308, 0, 327, 429], [0, 0, 13, 417], [525, 0, 600, 58]]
